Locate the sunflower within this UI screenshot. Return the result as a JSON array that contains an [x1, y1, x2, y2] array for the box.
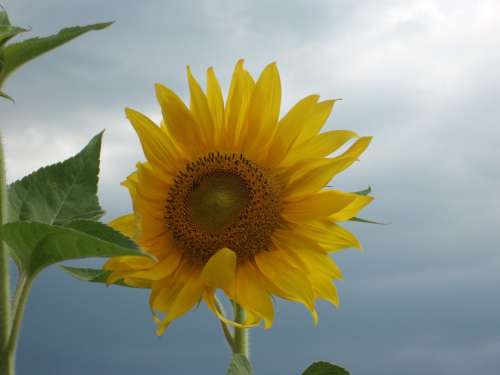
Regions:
[[104, 60, 373, 335]]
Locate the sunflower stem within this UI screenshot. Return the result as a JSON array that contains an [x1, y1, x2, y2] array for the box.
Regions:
[[3, 275, 33, 375], [214, 296, 235, 351], [233, 303, 249, 359], [0, 133, 13, 374]]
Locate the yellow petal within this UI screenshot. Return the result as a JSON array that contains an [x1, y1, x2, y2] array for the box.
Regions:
[[243, 63, 281, 160], [187, 66, 215, 146], [276, 95, 319, 145], [149, 263, 203, 333], [206, 67, 225, 146], [155, 273, 205, 335], [273, 230, 341, 278], [236, 262, 274, 329], [133, 191, 165, 220], [203, 289, 261, 328], [295, 99, 339, 144], [275, 158, 332, 188], [293, 247, 343, 280], [255, 250, 315, 312], [149, 274, 180, 312], [155, 83, 203, 156], [273, 228, 326, 253], [233, 69, 256, 149], [310, 273, 339, 307], [125, 108, 179, 175], [224, 59, 245, 129], [104, 255, 155, 272], [330, 194, 373, 221], [282, 157, 357, 199], [108, 214, 137, 239], [121, 171, 138, 199], [130, 250, 181, 280], [201, 248, 237, 296], [163, 275, 204, 321], [104, 255, 155, 285], [283, 130, 358, 166], [135, 162, 171, 203], [224, 60, 255, 149], [106, 270, 133, 285], [139, 231, 177, 257], [282, 190, 357, 222], [123, 277, 152, 288], [328, 136, 372, 175], [265, 129, 290, 168], [136, 215, 166, 244], [292, 220, 362, 251], [269, 241, 309, 271]]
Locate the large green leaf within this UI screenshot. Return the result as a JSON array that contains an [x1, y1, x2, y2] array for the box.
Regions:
[[227, 354, 252, 375], [59, 220, 145, 287], [8, 132, 104, 225], [0, 21, 112, 86], [301, 361, 350, 375], [60, 266, 140, 288], [2, 220, 144, 277], [65, 219, 137, 249]]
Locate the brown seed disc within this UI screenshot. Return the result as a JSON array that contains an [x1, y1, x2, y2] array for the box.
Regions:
[[165, 152, 281, 264]]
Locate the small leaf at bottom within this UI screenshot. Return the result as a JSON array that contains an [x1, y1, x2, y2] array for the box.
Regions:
[[301, 361, 350, 375]]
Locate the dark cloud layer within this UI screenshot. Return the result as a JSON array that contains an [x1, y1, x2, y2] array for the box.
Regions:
[[1, 0, 500, 374]]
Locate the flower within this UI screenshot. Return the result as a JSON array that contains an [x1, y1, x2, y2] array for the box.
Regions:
[[104, 60, 373, 335]]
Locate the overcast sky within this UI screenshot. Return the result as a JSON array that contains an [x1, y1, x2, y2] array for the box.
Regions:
[[1, 1, 500, 374]]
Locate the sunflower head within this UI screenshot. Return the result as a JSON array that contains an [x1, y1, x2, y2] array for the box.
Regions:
[[104, 60, 373, 335]]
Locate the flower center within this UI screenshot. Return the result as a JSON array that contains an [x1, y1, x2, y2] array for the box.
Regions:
[[188, 172, 249, 232], [165, 152, 281, 264]]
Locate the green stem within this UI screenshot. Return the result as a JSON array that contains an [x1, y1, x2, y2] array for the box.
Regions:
[[0, 133, 11, 356], [3, 275, 33, 375], [233, 303, 249, 359], [214, 296, 235, 351]]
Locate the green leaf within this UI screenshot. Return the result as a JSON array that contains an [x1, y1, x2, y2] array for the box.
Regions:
[[350, 187, 382, 224], [65, 219, 137, 249], [60, 221, 145, 285], [60, 266, 141, 288], [352, 186, 371, 195], [8, 132, 105, 225], [2, 220, 144, 277], [0, 8, 11, 26], [227, 354, 252, 375], [0, 25, 27, 47], [349, 216, 385, 225], [0, 21, 112, 86], [301, 361, 350, 375], [0, 8, 26, 101], [0, 89, 13, 102]]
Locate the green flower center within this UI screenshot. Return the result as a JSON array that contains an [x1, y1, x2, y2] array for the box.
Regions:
[[165, 152, 281, 264], [188, 172, 249, 233]]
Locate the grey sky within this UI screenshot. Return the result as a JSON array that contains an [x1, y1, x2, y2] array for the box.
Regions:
[[1, 1, 500, 374]]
